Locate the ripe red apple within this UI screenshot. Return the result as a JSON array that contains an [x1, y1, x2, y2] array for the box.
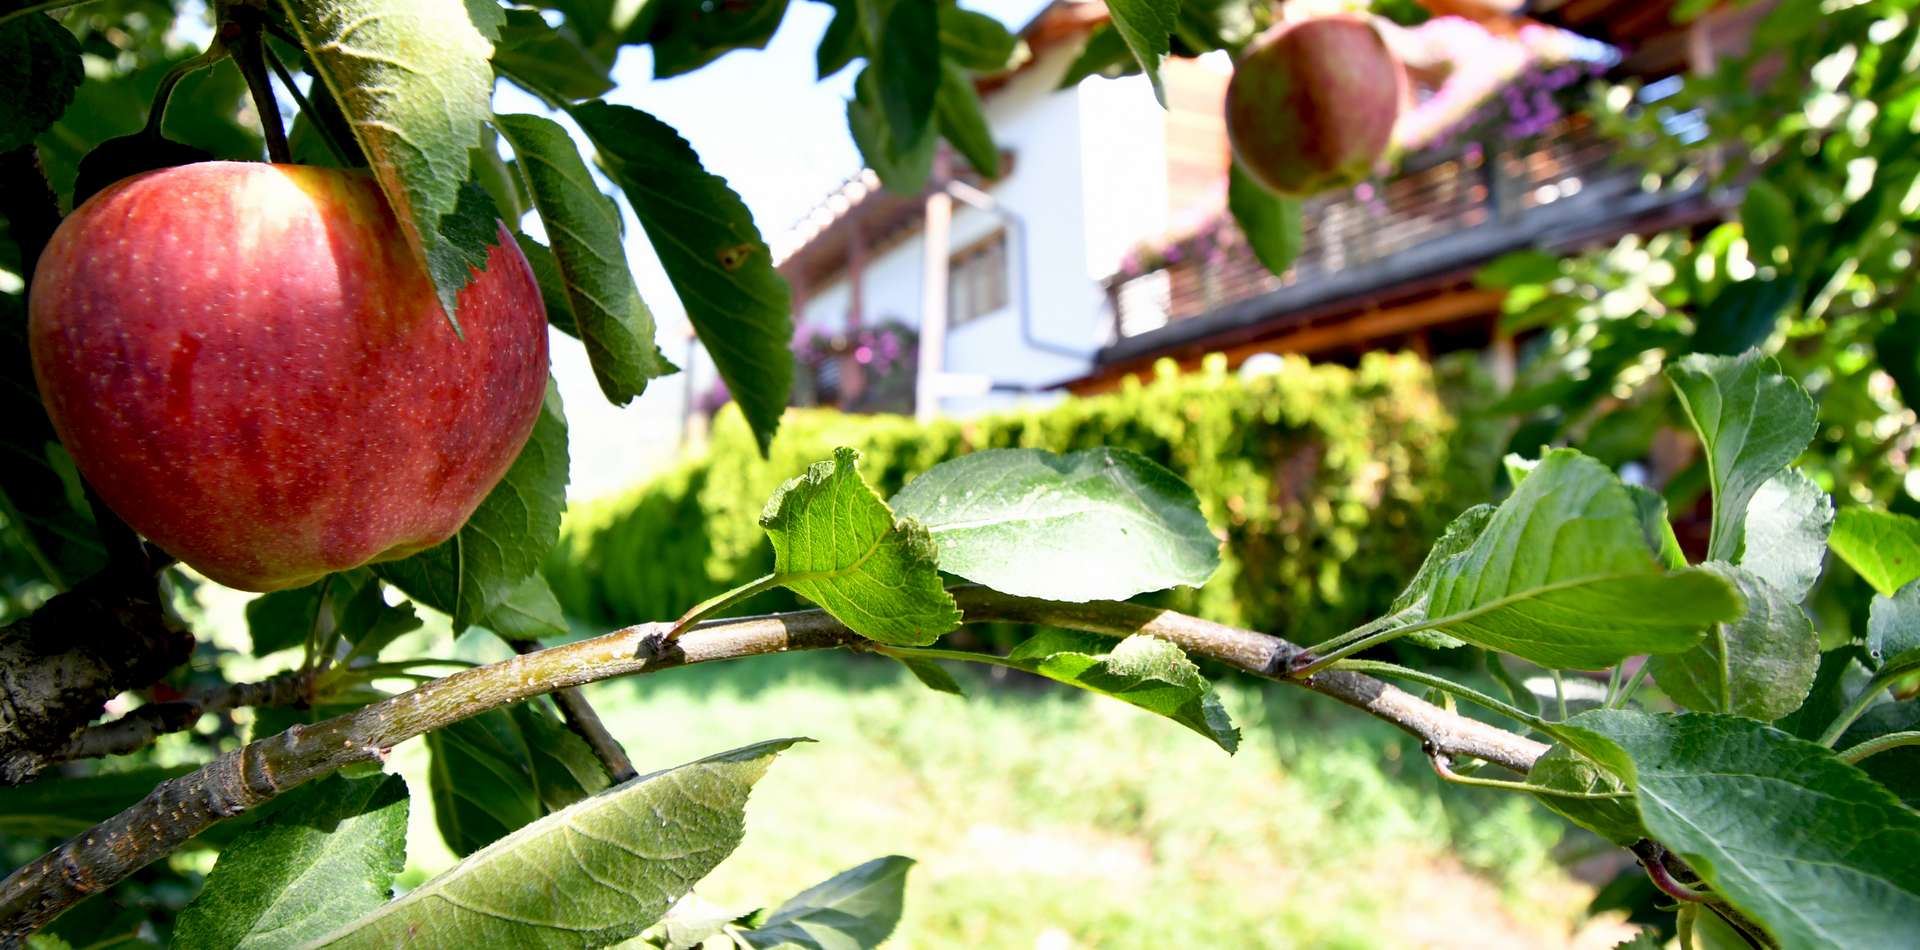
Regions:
[[1225, 15, 1409, 197], [28, 161, 549, 592]]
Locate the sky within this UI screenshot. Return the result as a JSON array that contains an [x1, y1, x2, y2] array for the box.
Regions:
[[530, 0, 1055, 498]]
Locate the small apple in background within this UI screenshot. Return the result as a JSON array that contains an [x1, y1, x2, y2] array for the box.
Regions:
[[1225, 15, 1409, 198], [28, 161, 549, 592]]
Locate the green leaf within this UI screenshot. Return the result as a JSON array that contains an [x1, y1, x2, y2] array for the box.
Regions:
[[513, 232, 578, 337], [890, 448, 1219, 603], [891, 654, 964, 696], [494, 8, 614, 99], [1665, 351, 1817, 563], [934, 63, 1000, 178], [1103, 0, 1177, 103], [1838, 700, 1920, 809], [0, 13, 80, 152], [1626, 484, 1687, 570], [1058, 24, 1137, 88], [1777, 646, 1878, 742], [1868, 579, 1920, 679], [1739, 178, 1797, 269], [278, 0, 497, 326], [1228, 163, 1303, 276], [645, 0, 792, 78], [740, 855, 914, 950], [1556, 711, 1920, 950], [478, 572, 570, 641], [1525, 744, 1645, 846], [1385, 503, 1494, 649], [1679, 905, 1758, 950], [1738, 469, 1832, 602], [859, 0, 938, 150], [848, 66, 935, 193], [494, 113, 674, 405], [1829, 507, 1920, 597], [939, 6, 1018, 71], [1005, 630, 1239, 753], [0, 303, 106, 587], [815, 0, 861, 79], [0, 766, 195, 839], [376, 383, 569, 635], [571, 102, 793, 455], [1647, 563, 1817, 722], [246, 579, 331, 657], [332, 576, 423, 656], [315, 738, 804, 948], [426, 698, 609, 856], [172, 774, 407, 950], [469, 130, 527, 226], [1377, 450, 1739, 670], [761, 448, 959, 645], [1690, 278, 1795, 357]]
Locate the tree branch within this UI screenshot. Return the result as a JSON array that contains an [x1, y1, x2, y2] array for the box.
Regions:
[[0, 589, 1548, 940], [36, 671, 310, 769]]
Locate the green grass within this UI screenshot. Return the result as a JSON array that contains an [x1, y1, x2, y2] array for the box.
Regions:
[[385, 643, 1619, 948]]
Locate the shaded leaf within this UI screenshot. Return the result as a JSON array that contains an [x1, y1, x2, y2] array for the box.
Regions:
[[494, 8, 613, 99], [1006, 630, 1239, 753], [376, 383, 569, 635], [647, 0, 792, 78], [1103, 0, 1177, 103], [934, 63, 999, 179], [1738, 469, 1831, 601], [1829, 507, 1920, 597], [1868, 579, 1920, 679], [891, 447, 1219, 603], [426, 698, 609, 856], [1525, 744, 1644, 846], [572, 102, 792, 455], [1838, 700, 1920, 809], [495, 113, 674, 405], [1665, 350, 1817, 563], [277, 0, 497, 325], [891, 654, 964, 696], [815, 0, 861, 79], [1739, 179, 1796, 269], [172, 774, 407, 950], [0, 303, 105, 587], [1557, 710, 1920, 949], [1228, 163, 1303, 276], [1375, 450, 1739, 670], [762, 448, 959, 645], [1057, 24, 1136, 88], [859, 0, 938, 151], [940, 6, 1018, 71], [514, 232, 578, 337], [1647, 563, 1817, 722], [0, 12, 80, 152], [316, 738, 804, 948], [1776, 646, 1878, 742], [1690, 278, 1794, 357], [848, 65, 935, 193], [740, 855, 913, 950]]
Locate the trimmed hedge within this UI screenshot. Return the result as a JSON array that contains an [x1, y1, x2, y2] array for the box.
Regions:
[[549, 353, 1493, 646]]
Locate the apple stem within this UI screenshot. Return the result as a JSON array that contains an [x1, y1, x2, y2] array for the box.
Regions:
[[223, 12, 291, 163]]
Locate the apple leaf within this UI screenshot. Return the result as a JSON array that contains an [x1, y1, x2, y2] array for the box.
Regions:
[[1829, 507, 1920, 597], [1738, 469, 1832, 602], [0, 765, 196, 839], [1838, 700, 1920, 809], [1229, 163, 1303, 276], [1868, 579, 1920, 679], [172, 774, 407, 950], [1555, 711, 1920, 949], [1371, 449, 1739, 670], [314, 738, 804, 948], [426, 699, 609, 857], [848, 65, 936, 193], [890, 654, 965, 696], [815, 0, 861, 79], [0, 12, 81, 152], [494, 113, 674, 406], [1383, 503, 1495, 649], [891, 448, 1219, 603], [1665, 350, 1817, 563], [738, 855, 914, 950], [761, 448, 960, 645], [493, 8, 613, 100], [513, 232, 576, 337], [934, 62, 999, 178], [375, 382, 569, 636], [570, 102, 792, 456], [858, 0, 939, 151], [646, 0, 793, 78], [1524, 744, 1644, 846], [277, 0, 497, 327], [940, 6, 1019, 71], [0, 302, 106, 588], [1646, 563, 1817, 722], [1005, 630, 1239, 753], [1103, 0, 1177, 104]]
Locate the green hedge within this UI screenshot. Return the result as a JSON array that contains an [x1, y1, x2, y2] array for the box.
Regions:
[[549, 352, 1493, 645]]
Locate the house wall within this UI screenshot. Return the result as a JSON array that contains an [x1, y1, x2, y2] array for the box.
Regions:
[[790, 43, 1174, 416]]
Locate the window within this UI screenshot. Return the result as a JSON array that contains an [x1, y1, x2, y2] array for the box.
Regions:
[[947, 230, 1009, 327]]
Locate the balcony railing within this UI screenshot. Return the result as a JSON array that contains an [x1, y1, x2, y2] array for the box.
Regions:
[[1105, 116, 1647, 342]]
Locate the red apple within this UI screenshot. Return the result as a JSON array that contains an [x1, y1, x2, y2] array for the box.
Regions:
[[28, 161, 549, 592], [1226, 15, 1409, 197]]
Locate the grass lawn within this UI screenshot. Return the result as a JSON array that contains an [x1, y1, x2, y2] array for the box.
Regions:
[[383, 637, 1639, 949]]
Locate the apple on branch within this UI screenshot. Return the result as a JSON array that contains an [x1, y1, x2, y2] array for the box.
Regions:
[[27, 162, 549, 592]]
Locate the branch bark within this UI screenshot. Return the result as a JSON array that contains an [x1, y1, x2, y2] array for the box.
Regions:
[[40, 671, 310, 769], [0, 589, 1548, 940]]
